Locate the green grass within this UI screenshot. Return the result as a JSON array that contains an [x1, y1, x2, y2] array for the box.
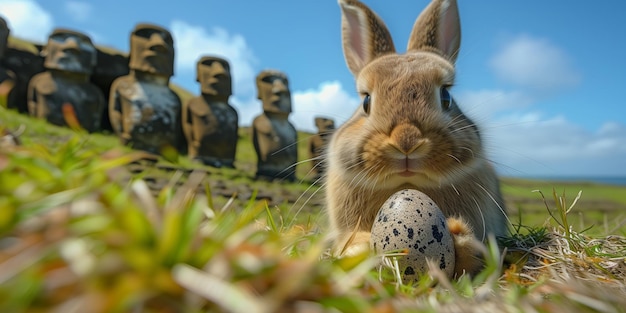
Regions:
[[501, 177, 626, 236], [1, 107, 626, 312], [0, 106, 324, 223]]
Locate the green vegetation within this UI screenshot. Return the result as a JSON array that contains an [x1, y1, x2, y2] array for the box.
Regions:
[[502, 178, 626, 236], [1, 107, 625, 312], [7, 37, 41, 53]]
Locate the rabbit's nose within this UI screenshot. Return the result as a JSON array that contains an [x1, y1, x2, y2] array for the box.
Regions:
[[390, 124, 429, 155]]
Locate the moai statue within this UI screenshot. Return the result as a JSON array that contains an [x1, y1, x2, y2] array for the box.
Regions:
[[183, 56, 238, 168], [308, 117, 335, 180], [251, 69, 297, 181], [0, 16, 16, 108], [109, 23, 185, 155], [27, 29, 104, 131]]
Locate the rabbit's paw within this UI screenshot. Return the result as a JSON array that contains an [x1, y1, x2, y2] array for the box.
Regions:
[[334, 231, 371, 257], [447, 217, 487, 277]]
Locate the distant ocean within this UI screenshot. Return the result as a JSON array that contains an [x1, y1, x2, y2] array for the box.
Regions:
[[514, 176, 626, 186]]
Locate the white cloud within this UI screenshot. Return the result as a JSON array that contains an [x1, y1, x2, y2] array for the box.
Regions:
[[233, 80, 359, 133], [64, 1, 92, 23], [231, 96, 261, 128], [291, 81, 359, 133], [170, 20, 258, 98], [168, 20, 264, 128], [482, 112, 626, 177], [490, 34, 581, 92], [0, 0, 53, 43], [443, 88, 626, 177], [459, 36, 626, 176], [166, 20, 359, 133], [455, 89, 534, 121], [160, 21, 360, 135]]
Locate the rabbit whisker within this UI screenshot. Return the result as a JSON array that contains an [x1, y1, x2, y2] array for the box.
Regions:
[[447, 153, 463, 165], [274, 154, 327, 182], [473, 181, 514, 230], [450, 123, 478, 134], [450, 183, 461, 196], [470, 196, 487, 242], [459, 146, 476, 159], [269, 133, 316, 159], [446, 114, 468, 128], [288, 176, 327, 229]]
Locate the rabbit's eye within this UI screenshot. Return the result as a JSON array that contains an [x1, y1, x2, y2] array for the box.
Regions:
[[440, 87, 451, 110], [362, 94, 371, 114]]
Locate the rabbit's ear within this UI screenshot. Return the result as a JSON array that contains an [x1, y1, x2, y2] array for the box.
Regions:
[[339, 0, 396, 76], [407, 0, 461, 63]]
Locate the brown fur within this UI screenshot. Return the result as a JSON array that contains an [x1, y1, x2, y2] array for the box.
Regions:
[[328, 0, 508, 276]]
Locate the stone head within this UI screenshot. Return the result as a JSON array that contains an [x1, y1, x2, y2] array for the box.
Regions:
[[315, 117, 335, 134], [196, 56, 231, 97], [0, 16, 8, 60], [42, 29, 97, 74], [256, 69, 291, 114], [129, 23, 174, 77]]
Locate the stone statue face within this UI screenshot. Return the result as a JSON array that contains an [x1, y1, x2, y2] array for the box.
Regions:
[[315, 117, 335, 134], [197, 56, 231, 97], [42, 29, 96, 74], [256, 70, 291, 114], [129, 24, 174, 77], [0, 17, 8, 59]]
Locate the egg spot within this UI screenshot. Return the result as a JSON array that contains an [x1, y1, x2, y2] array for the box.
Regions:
[[370, 189, 456, 283]]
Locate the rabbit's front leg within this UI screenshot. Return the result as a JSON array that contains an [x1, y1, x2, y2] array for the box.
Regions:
[[334, 231, 371, 257], [447, 217, 488, 277]]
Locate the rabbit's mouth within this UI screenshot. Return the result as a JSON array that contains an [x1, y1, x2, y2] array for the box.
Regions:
[[384, 157, 440, 186], [391, 156, 422, 175], [386, 170, 436, 188], [397, 170, 417, 178]]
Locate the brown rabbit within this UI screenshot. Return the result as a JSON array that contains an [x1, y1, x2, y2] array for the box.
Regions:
[[326, 0, 509, 276]]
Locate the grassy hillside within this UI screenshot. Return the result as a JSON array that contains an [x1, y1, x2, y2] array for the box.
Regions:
[[0, 107, 325, 219], [501, 177, 626, 236], [3, 106, 624, 234], [1, 107, 625, 312]]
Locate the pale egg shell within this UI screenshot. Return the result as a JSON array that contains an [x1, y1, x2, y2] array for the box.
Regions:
[[370, 189, 455, 281]]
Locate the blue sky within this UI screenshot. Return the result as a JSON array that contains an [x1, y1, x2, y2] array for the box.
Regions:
[[1, 0, 625, 178]]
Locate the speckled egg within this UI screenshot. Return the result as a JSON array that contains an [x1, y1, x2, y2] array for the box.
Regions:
[[370, 189, 455, 281]]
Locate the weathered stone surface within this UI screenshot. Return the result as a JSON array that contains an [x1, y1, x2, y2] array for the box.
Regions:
[[256, 69, 291, 114], [128, 23, 174, 77], [2, 45, 44, 113], [308, 117, 335, 180], [109, 23, 185, 155], [27, 28, 105, 132], [1, 16, 45, 113], [0, 16, 16, 109], [183, 56, 238, 168], [252, 69, 297, 181], [91, 48, 129, 131], [1, 37, 128, 121]]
